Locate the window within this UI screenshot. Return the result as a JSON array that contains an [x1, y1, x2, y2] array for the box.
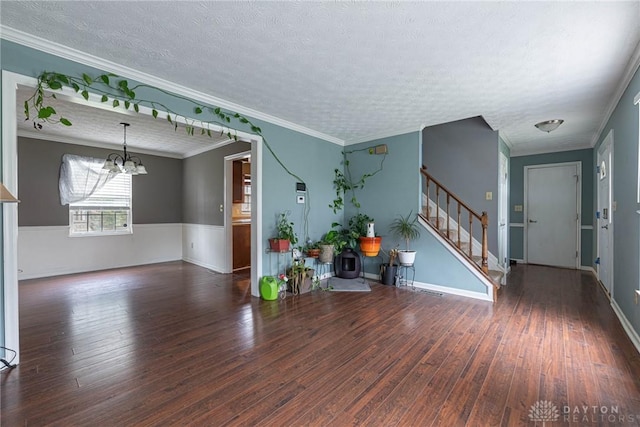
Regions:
[[69, 172, 132, 236]]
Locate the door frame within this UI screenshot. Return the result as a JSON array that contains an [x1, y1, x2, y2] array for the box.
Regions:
[[498, 151, 509, 269], [225, 151, 251, 273], [523, 161, 581, 269], [2, 70, 264, 365], [596, 129, 614, 296]]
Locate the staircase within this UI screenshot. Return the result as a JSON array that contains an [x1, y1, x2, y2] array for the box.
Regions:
[[419, 166, 505, 300]]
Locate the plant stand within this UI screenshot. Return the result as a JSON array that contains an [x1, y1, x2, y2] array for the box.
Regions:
[[397, 263, 415, 289], [359, 253, 382, 283]]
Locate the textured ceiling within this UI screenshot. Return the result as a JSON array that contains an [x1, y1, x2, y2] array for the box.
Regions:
[[2, 1, 640, 155]]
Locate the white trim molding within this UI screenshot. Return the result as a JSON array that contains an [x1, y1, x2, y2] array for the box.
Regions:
[[412, 280, 494, 302], [1, 25, 344, 146], [611, 299, 640, 355], [509, 223, 525, 228]]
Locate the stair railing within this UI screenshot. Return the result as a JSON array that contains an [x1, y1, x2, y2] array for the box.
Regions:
[[420, 166, 488, 274]]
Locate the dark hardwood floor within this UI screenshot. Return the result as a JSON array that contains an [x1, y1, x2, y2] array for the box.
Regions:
[[2, 262, 640, 426]]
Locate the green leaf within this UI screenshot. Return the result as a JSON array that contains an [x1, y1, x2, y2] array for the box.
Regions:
[[113, 99, 120, 108], [152, 109, 158, 118], [48, 81, 62, 90], [101, 95, 108, 103], [124, 100, 130, 109], [126, 89, 135, 99], [118, 80, 128, 90], [207, 129, 211, 137], [133, 104, 139, 113], [51, 94, 57, 99], [100, 75, 110, 85], [72, 83, 80, 92], [60, 118, 72, 126], [38, 108, 52, 119], [167, 114, 173, 124], [226, 117, 230, 123], [200, 128, 205, 135], [82, 73, 92, 85], [55, 74, 69, 84], [194, 107, 202, 114], [214, 107, 221, 114], [81, 90, 89, 101], [239, 117, 249, 124], [24, 101, 29, 117], [234, 113, 240, 118]]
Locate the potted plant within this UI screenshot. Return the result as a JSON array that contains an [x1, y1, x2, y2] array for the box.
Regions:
[[269, 212, 297, 252], [304, 241, 321, 259], [389, 211, 421, 265], [350, 213, 381, 257], [318, 222, 347, 263], [380, 246, 399, 286], [286, 259, 315, 294]]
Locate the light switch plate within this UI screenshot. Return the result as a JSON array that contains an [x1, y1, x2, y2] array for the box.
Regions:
[[485, 192, 493, 201]]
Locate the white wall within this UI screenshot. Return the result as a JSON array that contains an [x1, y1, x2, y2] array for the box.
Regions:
[[18, 223, 183, 280], [181, 223, 228, 272]]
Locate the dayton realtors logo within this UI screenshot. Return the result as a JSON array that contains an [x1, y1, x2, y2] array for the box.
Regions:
[[529, 400, 560, 425], [529, 401, 638, 424]]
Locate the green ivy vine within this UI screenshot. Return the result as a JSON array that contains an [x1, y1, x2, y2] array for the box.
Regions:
[[24, 70, 312, 239], [329, 146, 387, 214]]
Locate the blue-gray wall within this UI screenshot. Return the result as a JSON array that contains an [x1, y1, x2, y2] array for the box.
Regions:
[[422, 116, 499, 254], [593, 62, 640, 339], [509, 149, 594, 267], [0, 39, 344, 348], [344, 131, 487, 294]]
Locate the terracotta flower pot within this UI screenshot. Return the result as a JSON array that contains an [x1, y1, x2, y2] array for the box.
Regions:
[[359, 236, 382, 257], [306, 248, 320, 258], [269, 238, 290, 252]]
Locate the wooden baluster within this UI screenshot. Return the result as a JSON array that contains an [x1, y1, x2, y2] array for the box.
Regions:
[[446, 193, 451, 239], [468, 211, 473, 258], [481, 212, 489, 274], [457, 203, 461, 248], [435, 186, 440, 230], [426, 176, 430, 218]]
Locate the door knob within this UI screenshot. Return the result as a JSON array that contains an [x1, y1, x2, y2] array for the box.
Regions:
[[528, 219, 537, 223], [601, 224, 609, 229]]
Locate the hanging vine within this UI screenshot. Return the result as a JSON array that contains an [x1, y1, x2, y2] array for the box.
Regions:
[[329, 146, 387, 214], [23, 71, 312, 240]]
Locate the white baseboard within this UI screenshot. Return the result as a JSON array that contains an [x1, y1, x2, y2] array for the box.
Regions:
[[182, 223, 227, 273], [579, 265, 597, 276], [412, 281, 493, 302], [610, 299, 640, 355]]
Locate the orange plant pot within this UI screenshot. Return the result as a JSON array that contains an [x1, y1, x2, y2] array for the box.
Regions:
[[359, 236, 382, 257]]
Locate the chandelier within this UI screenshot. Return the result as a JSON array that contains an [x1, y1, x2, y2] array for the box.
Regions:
[[103, 123, 148, 175]]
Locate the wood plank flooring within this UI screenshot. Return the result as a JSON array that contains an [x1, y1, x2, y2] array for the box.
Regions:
[[2, 262, 640, 426]]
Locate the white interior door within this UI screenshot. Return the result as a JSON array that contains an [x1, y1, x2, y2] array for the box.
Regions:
[[498, 152, 509, 268], [526, 163, 579, 268], [597, 131, 613, 296]]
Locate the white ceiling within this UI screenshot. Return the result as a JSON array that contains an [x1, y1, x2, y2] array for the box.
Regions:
[[2, 1, 640, 156]]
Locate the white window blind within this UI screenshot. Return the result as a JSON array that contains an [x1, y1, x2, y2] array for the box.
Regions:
[[70, 174, 131, 210]]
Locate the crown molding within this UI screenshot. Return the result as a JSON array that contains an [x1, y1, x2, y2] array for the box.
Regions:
[[591, 38, 640, 148], [17, 129, 182, 159], [344, 125, 423, 145], [498, 130, 514, 150], [182, 138, 237, 159], [1, 26, 345, 146], [510, 142, 592, 158]]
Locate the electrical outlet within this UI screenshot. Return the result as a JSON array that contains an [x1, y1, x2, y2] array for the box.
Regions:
[[514, 205, 523, 212], [297, 195, 305, 204]]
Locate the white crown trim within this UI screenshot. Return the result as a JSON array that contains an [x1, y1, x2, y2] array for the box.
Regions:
[[345, 125, 423, 145], [1, 25, 345, 146], [591, 38, 640, 147], [510, 142, 592, 157]]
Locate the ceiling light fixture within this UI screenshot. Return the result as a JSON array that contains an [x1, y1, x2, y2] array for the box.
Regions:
[[103, 123, 148, 175], [535, 119, 564, 133]]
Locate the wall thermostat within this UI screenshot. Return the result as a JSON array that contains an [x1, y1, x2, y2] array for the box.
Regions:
[[296, 182, 306, 193]]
